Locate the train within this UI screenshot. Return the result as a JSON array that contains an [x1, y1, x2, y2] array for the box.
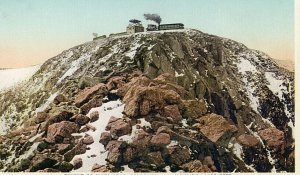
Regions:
[[146, 23, 184, 31]]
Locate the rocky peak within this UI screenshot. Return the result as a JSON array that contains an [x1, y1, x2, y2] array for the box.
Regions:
[[0, 29, 294, 172]]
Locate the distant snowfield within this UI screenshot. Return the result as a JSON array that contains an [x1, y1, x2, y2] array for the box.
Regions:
[[0, 65, 40, 91]]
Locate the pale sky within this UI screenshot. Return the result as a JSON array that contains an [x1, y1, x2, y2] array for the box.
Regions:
[[0, 0, 295, 68]]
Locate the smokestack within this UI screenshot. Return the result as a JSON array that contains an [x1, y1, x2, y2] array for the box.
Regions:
[[143, 13, 162, 25]]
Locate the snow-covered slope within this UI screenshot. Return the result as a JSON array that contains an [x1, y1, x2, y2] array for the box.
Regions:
[[0, 65, 40, 91]]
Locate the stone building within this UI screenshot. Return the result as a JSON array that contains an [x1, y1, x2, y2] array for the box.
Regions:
[[126, 23, 144, 34]]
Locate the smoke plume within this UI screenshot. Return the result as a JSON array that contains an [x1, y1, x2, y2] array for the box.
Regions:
[[143, 13, 162, 25]]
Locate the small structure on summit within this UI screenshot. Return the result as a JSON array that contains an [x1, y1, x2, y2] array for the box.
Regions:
[[126, 19, 144, 34]]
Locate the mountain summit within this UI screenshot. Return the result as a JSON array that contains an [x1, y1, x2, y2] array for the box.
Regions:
[[0, 29, 294, 172]]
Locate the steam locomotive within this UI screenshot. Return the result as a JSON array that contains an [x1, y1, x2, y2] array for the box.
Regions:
[[146, 23, 184, 31]]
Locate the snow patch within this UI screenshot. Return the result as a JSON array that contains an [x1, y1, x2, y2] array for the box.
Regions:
[[121, 165, 134, 172], [0, 65, 40, 91], [181, 119, 188, 127], [57, 53, 91, 84], [228, 139, 243, 160], [35, 92, 59, 113], [175, 71, 184, 77], [236, 58, 258, 74], [72, 100, 124, 172], [139, 118, 151, 128], [167, 140, 179, 148]]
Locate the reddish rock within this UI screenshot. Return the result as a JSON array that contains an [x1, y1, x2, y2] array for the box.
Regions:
[[30, 153, 61, 172], [123, 85, 182, 117], [73, 157, 83, 170], [46, 121, 79, 143], [79, 126, 89, 133], [150, 133, 171, 146], [99, 132, 112, 146], [193, 113, 237, 146], [163, 105, 182, 123], [90, 111, 99, 122], [117, 75, 151, 97], [156, 126, 172, 135], [86, 124, 96, 131], [106, 76, 126, 90], [56, 143, 73, 154], [53, 94, 67, 105], [168, 146, 191, 166], [237, 134, 259, 147], [64, 141, 87, 162], [106, 117, 131, 137], [106, 116, 120, 130], [71, 114, 90, 126], [35, 112, 49, 124], [75, 83, 107, 107], [82, 136, 94, 145], [258, 127, 284, 148], [47, 111, 74, 125], [106, 140, 125, 164], [132, 129, 151, 144], [80, 96, 102, 115], [92, 164, 110, 172], [181, 160, 212, 172]]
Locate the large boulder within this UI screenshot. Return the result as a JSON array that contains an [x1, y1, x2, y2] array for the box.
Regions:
[[70, 114, 90, 126], [30, 153, 61, 172], [150, 133, 171, 146], [106, 76, 126, 90], [64, 141, 87, 162], [162, 105, 182, 123], [46, 121, 79, 143], [193, 113, 237, 146], [117, 75, 151, 97], [99, 132, 112, 147], [123, 86, 182, 117], [168, 146, 191, 166], [75, 83, 107, 107], [80, 95, 102, 115], [106, 117, 131, 137], [47, 111, 74, 126], [131, 129, 152, 150], [237, 134, 259, 147], [258, 127, 284, 149], [82, 135, 94, 145], [106, 140, 126, 164]]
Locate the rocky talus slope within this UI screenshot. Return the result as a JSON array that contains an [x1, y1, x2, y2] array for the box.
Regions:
[[0, 29, 294, 172]]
